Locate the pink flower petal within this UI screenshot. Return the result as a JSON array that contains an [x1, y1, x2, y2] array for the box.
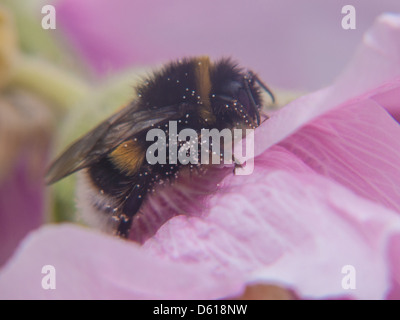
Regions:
[[143, 156, 400, 299], [278, 97, 400, 213], [126, 165, 232, 243], [0, 89, 52, 268], [387, 234, 400, 299], [254, 79, 400, 158], [250, 14, 400, 214], [0, 159, 43, 267], [372, 85, 400, 122], [0, 224, 244, 299], [334, 14, 400, 98]]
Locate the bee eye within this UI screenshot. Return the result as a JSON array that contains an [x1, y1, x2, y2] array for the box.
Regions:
[[214, 94, 234, 103], [222, 81, 241, 96]]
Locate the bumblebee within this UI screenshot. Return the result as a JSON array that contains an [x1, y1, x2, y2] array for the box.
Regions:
[[46, 56, 275, 238]]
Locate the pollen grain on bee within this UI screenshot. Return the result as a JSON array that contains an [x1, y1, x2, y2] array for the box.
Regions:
[[145, 120, 255, 175]]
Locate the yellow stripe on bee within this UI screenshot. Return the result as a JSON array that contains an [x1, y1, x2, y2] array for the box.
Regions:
[[195, 56, 215, 123], [109, 140, 145, 175]]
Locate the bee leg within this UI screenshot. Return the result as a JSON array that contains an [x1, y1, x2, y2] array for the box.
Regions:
[[116, 213, 134, 238], [117, 179, 149, 238], [117, 196, 145, 238], [261, 113, 270, 124], [232, 155, 244, 169]]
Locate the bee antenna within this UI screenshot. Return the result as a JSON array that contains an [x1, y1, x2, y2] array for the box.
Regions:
[[248, 71, 275, 104], [243, 73, 261, 126]]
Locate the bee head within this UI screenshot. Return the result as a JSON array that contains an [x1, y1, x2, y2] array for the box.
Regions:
[[135, 56, 274, 128], [210, 58, 274, 128]]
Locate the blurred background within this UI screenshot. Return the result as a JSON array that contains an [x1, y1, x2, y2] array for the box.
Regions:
[[57, 0, 400, 90], [1, 0, 400, 266]]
